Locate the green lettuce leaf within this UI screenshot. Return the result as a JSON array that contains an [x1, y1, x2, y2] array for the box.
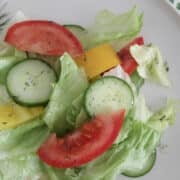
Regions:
[[65, 7, 143, 50], [74, 108, 88, 128], [0, 85, 12, 104], [0, 42, 27, 84], [0, 11, 27, 84], [130, 44, 171, 87], [147, 100, 176, 132], [0, 117, 49, 160], [43, 53, 88, 135], [86, 6, 143, 49], [130, 70, 144, 93], [114, 114, 133, 144], [0, 56, 26, 84], [0, 153, 49, 180], [0, 117, 49, 179], [0, 43, 14, 57], [42, 164, 77, 180], [131, 94, 153, 123], [66, 94, 87, 129], [0, 42, 26, 59]]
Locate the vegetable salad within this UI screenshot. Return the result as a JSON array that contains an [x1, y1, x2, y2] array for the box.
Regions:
[[0, 6, 176, 180]]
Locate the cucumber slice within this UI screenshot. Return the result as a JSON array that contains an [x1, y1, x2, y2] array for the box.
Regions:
[[122, 151, 156, 178], [26, 52, 60, 75], [6, 59, 57, 106], [85, 76, 134, 117], [64, 24, 86, 31], [64, 24, 88, 49]]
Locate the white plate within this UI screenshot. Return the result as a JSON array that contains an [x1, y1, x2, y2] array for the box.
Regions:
[[165, 0, 180, 15], [6, 0, 180, 179]]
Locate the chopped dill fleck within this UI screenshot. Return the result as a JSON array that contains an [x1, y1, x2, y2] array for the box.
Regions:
[[2, 122, 7, 125], [25, 82, 30, 87], [41, 70, 45, 74], [159, 115, 166, 121], [8, 113, 13, 117]]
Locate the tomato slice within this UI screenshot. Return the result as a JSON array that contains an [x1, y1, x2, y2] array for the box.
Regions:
[[119, 37, 144, 57], [118, 37, 144, 75], [37, 110, 125, 168], [5, 20, 83, 57], [119, 54, 138, 75]]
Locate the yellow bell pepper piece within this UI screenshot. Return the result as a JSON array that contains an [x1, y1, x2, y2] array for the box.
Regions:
[[0, 104, 44, 130], [75, 44, 120, 79]]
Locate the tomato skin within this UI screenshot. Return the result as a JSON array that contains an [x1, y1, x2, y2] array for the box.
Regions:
[[37, 110, 125, 168], [118, 37, 144, 75], [119, 54, 138, 75], [126, 37, 144, 48], [5, 20, 83, 57], [119, 37, 144, 56]]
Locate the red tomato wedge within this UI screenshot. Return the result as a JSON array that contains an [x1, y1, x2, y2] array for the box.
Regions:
[[120, 37, 144, 55], [119, 54, 138, 75], [37, 110, 125, 168], [118, 37, 144, 75], [5, 20, 83, 57]]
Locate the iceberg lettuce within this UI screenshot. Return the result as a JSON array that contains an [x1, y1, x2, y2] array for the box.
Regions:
[[131, 94, 153, 123], [0, 153, 48, 180], [0, 118, 49, 160], [43, 53, 88, 135], [130, 45, 171, 87], [72, 7, 143, 49], [0, 42, 27, 84], [87, 7, 143, 48], [147, 100, 176, 132]]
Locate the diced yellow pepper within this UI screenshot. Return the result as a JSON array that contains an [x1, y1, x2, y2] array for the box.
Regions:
[[0, 104, 44, 130], [75, 44, 120, 79]]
